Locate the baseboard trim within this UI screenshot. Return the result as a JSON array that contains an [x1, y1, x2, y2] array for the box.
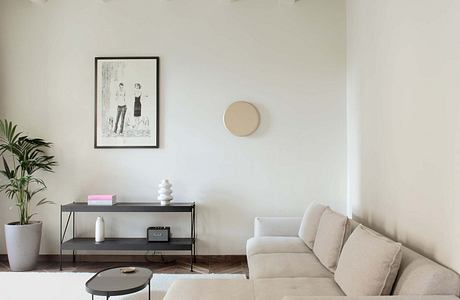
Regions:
[[0, 254, 247, 263]]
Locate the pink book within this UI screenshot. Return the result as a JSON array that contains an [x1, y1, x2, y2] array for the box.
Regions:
[[88, 194, 116, 201]]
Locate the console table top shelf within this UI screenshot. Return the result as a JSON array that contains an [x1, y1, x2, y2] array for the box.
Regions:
[[61, 202, 195, 212]]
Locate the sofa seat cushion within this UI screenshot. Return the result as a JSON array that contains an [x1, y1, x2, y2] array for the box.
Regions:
[[248, 252, 333, 279], [163, 279, 254, 300], [247, 237, 312, 257], [254, 278, 344, 300]]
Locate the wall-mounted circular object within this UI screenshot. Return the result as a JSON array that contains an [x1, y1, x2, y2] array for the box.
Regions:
[[223, 101, 260, 137]]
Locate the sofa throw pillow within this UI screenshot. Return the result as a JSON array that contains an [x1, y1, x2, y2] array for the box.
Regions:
[[298, 203, 328, 249], [334, 224, 402, 296], [312, 207, 348, 272]]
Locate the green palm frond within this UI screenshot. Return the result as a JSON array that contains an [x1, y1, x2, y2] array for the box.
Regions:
[[0, 119, 57, 225]]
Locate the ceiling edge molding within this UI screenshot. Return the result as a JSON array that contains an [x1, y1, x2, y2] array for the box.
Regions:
[[279, 0, 298, 5], [99, 0, 173, 2], [28, 0, 296, 5]]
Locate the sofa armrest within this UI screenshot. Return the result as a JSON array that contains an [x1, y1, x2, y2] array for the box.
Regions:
[[254, 217, 302, 237], [282, 297, 458, 300]]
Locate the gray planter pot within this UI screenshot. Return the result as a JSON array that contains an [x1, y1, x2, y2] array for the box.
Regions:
[[4, 221, 42, 271]]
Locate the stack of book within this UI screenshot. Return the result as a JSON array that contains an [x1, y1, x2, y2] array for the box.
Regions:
[[87, 194, 117, 206]]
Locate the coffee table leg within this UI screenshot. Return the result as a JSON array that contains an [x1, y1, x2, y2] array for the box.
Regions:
[[148, 280, 151, 300], [91, 295, 93, 300]]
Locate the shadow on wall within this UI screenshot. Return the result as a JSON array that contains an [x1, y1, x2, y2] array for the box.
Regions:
[[197, 188, 253, 255], [249, 102, 271, 139], [351, 210, 436, 265], [352, 200, 400, 241], [352, 210, 395, 238]]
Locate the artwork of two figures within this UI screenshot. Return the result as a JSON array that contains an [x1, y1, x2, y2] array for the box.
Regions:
[[95, 57, 159, 148]]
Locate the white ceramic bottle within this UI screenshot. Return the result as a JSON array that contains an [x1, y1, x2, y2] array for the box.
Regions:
[[95, 216, 105, 243]]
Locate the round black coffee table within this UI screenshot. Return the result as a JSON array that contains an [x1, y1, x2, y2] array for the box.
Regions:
[[86, 267, 153, 299]]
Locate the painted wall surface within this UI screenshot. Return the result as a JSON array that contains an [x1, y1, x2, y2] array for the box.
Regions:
[[0, 0, 346, 254], [347, 0, 460, 272]]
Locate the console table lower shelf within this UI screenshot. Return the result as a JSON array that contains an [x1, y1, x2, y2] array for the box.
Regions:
[[62, 238, 193, 251]]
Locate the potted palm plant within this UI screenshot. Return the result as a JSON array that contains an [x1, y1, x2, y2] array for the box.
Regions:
[[0, 120, 56, 271]]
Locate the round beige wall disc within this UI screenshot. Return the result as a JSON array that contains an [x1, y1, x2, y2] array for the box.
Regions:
[[223, 101, 260, 137]]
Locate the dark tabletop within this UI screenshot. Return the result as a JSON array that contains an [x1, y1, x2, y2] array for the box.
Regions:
[[62, 202, 195, 212], [86, 267, 153, 296]]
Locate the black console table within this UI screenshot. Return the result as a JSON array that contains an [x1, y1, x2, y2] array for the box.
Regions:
[[59, 202, 196, 271]]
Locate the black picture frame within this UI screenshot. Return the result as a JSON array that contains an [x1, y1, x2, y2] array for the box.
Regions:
[[94, 56, 160, 149]]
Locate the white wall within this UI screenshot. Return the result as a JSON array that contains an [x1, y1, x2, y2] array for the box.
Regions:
[[0, 0, 347, 255], [348, 0, 460, 272]]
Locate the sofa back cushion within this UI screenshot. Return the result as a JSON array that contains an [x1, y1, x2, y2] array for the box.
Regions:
[[392, 246, 460, 296], [313, 208, 348, 272], [334, 224, 402, 296], [298, 203, 328, 249]]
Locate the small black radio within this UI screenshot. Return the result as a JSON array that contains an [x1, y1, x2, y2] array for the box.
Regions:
[[147, 226, 170, 242]]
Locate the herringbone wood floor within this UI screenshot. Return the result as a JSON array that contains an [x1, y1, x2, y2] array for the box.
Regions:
[[0, 255, 248, 276]]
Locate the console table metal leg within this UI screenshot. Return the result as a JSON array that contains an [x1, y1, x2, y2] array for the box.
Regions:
[[72, 212, 76, 263], [190, 205, 195, 272], [59, 206, 62, 271], [60, 211, 73, 271], [193, 205, 196, 263], [190, 207, 193, 272]]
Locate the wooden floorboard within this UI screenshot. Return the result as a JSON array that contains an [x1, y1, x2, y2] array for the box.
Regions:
[[0, 255, 249, 277]]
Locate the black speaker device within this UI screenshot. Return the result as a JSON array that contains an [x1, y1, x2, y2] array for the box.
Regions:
[[147, 226, 170, 242]]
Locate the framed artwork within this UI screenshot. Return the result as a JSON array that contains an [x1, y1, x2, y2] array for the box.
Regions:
[[94, 56, 159, 148]]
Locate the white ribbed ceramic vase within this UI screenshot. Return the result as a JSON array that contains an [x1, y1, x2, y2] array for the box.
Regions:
[[158, 179, 173, 206]]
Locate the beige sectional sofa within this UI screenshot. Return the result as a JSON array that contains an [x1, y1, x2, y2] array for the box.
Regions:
[[164, 205, 460, 300]]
